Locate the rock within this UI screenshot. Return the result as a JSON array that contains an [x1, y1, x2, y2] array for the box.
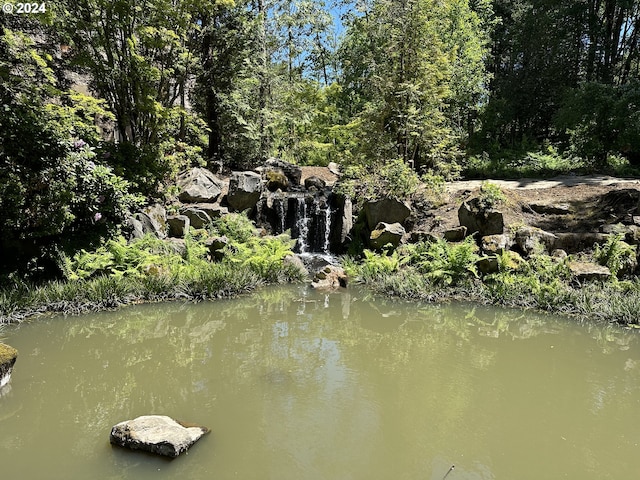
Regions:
[[481, 234, 511, 255], [179, 207, 212, 229], [458, 198, 504, 237], [133, 211, 167, 239], [204, 236, 228, 260], [165, 238, 187, 256], [553, 233, 609, 253], [369, 222, 406, 250], [327, 162, 340, 176], [311, 265, 348, 290], [265, 169, 289, 192], [477, 256, 499, 274], [191, 203, 229, 219], [551, 249, 568, 259], [126, 216, 146, 240], [329, 194, 353, 252], [443, 226, 467, 242], [177, 167, 224, 203], [227, 171, 263, 212], [0, 343, 18, 389], [514, 226, 558, 255], [599, 223, 627, 234], [110, 415, 209, 458], [143, 204, 167, 232], [265, 158, 302, 186], [363, 198, 412, 230], [528, 202, 572, 215], [283, 254, 309, 277], [409, 231, 439, 244], [304, 176, 326, 190], [568, 262, 611, 282], [167, 215, 190, 238]]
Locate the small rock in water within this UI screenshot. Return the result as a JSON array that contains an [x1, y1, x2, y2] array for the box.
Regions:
[[110, 415, 209, 458]]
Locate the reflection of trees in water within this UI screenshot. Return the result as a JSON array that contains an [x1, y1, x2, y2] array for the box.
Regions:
[[9, 285, 640, 476]]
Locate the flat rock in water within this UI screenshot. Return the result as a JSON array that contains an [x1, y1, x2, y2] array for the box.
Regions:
[[110, 415, 209, 458]]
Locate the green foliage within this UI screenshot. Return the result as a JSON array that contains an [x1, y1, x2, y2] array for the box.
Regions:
[[594, 234, 637, 278], [334, 158, 420, 205], [212, 212, 257, 243], [477, 182, 506, 210], [555, 82, 640, 166], [403, 237, 480, 285]]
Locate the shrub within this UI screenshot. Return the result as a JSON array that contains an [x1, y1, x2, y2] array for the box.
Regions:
[[477, 182, 506, 210], [594, 234, 637, 277]]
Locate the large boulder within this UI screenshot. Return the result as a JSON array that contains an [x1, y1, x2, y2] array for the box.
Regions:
[[311, 265, 348, 290], [329, 194, 353, 252], [265, 169, 289, 192], [363, 198, 411, 230], [514, 226, 558, 256], [481, 234, 511, 255], [227, 171, 263, 212], [167, 215, 190, 238], [110, 415, 209, 458], [177, 168, 224, 203], [179, 204, 228, 229], [0, 343, 17, 389], [369, 222, 406, 250], [458, 198, 504, 237], [304, 176, 326, 191], [568, 262, 611, 282], [265, 158, 302, 186]]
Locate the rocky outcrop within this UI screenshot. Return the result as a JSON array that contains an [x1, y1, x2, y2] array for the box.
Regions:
[[568, 262, 612, 282], [481, 234, 511, 255], [514, 226, 558, 256], [304, 176, 326, 190], [180, 204, 228, 229], [363, 198, 411, 230], [329, 194, 353, 252], [265, 158, 302, 187], [0, 343, 17, 389], [177, 168, 223, 203], [227, 171, 263, 212], [443, 226, 467, 242], [265, 170, 289, 191], [110, 415, 209, 458], [167, 215, 190, 238], [311, 265, 348, 290], [458, 198, 504, 237], [369, 222, 405, 250]]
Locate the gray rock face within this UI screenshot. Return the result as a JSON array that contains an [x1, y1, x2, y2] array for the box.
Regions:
[[458, 198, 504, 237], [110, 415, 209, 458], [514, 226, 558, 255], [481, 234, 511, 254], [265, 158, 302, 186], [553, 232, 609, 253], [443, 226, 467, 242], [330, 194, 353, 252], [167, 215, 190, 238], [204, 236, 228, 260], [311, 265, 348, 290], [227, 171, 263, 212], [369, 222, 406, 250], [304, 176, 326, 190], [179, 207, 212, 229], [568, 262, 611, 282], [363, 198, 411, 230], [528, 202, 572, 215], [129, 209, 167, 239], [177, 168, 224, 203], [0, 343, 18, 389]]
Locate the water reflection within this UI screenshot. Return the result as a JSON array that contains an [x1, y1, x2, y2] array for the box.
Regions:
[[2, 285, 640, 479]]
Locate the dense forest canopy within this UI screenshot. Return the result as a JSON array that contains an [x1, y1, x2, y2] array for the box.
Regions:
[[0, 0, 639, 275]]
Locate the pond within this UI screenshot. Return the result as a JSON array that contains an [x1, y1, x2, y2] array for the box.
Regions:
[[1, 285, 640, 479]]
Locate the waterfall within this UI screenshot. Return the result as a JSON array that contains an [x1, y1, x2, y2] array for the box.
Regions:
[[255, 192, 337, 254]]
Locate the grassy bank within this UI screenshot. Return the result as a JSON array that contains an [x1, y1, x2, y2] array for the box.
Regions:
[[342, 238, 640, 326], [0, 214, 306, 324]]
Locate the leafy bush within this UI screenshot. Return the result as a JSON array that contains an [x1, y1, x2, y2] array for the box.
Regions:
[[403, 237, 480, 285], [594, 234, 637, 277], [477, 182, 506, 210]]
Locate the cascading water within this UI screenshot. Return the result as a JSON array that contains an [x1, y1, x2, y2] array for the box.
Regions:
[[255, 190, 343, 257]]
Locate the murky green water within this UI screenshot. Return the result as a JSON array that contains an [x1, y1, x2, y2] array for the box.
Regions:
[[1, 285, 640, 479]]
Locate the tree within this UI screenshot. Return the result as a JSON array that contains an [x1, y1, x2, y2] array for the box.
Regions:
[[337, 0, 490, 174]]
